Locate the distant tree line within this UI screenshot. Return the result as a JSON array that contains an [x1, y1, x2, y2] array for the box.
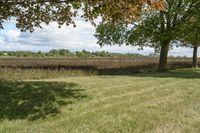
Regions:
[[0, 49, 146, 58]]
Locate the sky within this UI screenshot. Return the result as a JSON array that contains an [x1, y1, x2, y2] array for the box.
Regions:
[[0, 18, 196, 57]]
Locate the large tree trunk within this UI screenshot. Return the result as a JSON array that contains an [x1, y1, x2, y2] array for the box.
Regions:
[[158, 42, 170, 72], [193, 45, 198, 68]]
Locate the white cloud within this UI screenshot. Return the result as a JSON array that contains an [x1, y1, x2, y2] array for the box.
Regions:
[[169, 47, 193, 57], [5, 30, 20, 42]]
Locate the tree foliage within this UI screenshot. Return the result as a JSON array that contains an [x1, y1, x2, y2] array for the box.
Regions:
[[0, 0, 167, 32], [0, 0, 80, 32], [96, 0, 199, 48], [178, 15, 200, 47]]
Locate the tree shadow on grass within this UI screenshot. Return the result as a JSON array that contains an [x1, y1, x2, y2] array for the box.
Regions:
[[0, 81, 86, 121], [133, 68, 200, 79], [97, 64, 200, 79]]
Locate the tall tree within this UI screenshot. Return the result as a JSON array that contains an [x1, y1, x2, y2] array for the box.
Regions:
[[95, 0, 199, 71], [0, 0, 166, 32]]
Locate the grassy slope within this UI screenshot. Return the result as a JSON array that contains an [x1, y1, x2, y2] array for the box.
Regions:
[[1, 69, 200, 133]]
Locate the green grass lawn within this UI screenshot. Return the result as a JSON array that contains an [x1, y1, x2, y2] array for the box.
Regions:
[[1, 69, 200, 133]]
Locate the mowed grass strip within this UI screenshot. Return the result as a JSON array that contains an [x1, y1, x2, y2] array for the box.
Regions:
[[1, 69, 200, 133]]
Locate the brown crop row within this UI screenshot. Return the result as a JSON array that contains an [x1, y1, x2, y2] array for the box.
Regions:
[[0, 57, 193, 70]]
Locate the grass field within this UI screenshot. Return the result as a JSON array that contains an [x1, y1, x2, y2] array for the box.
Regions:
[[0, 68, 200, 133]]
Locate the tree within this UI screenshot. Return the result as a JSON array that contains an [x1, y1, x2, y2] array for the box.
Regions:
[[95, 0, 199, 72], [177, 16, 200, 68], [0, 0, 167, 32]]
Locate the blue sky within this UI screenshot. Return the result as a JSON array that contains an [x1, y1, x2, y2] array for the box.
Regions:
[[0, 18, 195, 57]]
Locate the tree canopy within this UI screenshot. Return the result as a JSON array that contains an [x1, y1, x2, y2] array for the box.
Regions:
[[0, 0, 167, 32], [178, 16, 200, 46]]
